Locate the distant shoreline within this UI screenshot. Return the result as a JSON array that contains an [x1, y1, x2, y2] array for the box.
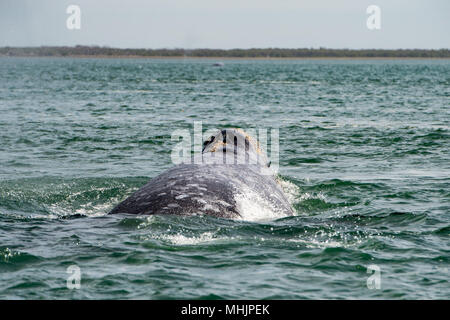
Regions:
[[1, 46, 449, 59], [1, 54, 449, 60]]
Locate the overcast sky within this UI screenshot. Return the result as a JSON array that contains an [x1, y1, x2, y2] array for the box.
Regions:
[[0, 0, 448, 49]]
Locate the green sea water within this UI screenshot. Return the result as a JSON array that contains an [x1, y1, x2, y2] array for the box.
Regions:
[[0, 57, 448, 299]]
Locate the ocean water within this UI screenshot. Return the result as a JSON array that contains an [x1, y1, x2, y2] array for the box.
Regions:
[[0, 57, 448, 299]]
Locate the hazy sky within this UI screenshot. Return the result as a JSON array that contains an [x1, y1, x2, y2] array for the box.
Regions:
[[0, 0, 448, 49]]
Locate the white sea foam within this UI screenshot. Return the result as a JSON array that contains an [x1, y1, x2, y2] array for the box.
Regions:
[[47, 202, 111, 218], [234, 184, 289, 222], [137, 215, 159, 229], [288, 238, 344, 248], [299, 192, 326, 202], [157, 231, 229, 245]]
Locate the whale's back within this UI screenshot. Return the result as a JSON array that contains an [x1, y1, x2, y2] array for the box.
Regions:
[[108, 163, 293, 218]]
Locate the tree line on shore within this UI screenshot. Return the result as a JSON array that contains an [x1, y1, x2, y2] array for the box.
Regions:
[[0, 46, 449, 58]]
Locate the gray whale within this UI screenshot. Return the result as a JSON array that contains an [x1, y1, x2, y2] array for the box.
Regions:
[[109, 129, 294, 219]]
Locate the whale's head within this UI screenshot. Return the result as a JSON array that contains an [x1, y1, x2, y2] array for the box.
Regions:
[[202, 128, 270, 168]]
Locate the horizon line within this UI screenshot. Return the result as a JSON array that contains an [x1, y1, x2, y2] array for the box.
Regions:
[[1, 45, 449, 51]]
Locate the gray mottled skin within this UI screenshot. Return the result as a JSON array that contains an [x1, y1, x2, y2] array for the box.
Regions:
[[109, 129, 294, 218]]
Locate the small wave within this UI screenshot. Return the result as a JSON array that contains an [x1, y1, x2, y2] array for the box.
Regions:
[[276, 177, 301, 205], [298, 192, 327, 202], [156, 231, 230, 246], [1, 248, 20, 262], [47, 202, 112, 218], [0, 177, 142, 219], [433, 225, 450, 236], [0, 247, 41, 265], [288, 238, 345, 248]]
